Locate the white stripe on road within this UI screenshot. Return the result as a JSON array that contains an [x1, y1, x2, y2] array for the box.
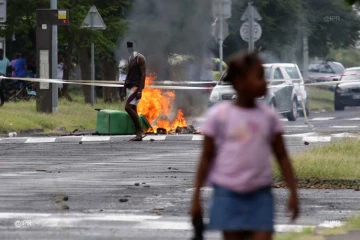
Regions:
[[80, 136, 111, 142], [331, 126, 358, 128], [285, 125, 309, 128], [274, 224, 315, 233], [302, 136, 331, 143], [25, 138, 56, 143], [311, 117, 335, 121], [331, 133, 360, 138], [0, 212, 321, 233], [192, 135, 204, 141], [346, 118, 360, 121], [283, 132, 318, 137]]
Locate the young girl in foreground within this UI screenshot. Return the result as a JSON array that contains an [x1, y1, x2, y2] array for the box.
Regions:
[[191, 52, 299, 240]]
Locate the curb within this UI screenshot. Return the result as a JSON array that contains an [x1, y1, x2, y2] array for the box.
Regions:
[[0, 133, 359, 144]]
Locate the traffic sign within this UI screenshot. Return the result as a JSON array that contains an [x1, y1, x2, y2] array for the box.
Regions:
[[241, 4, 262, 21], [212, 19, 229, 42], [81, 5, 106, 29], [240, 21, 262, 42], [212, 0, 232, 19]]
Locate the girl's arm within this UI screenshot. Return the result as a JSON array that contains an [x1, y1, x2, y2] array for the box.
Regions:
[[272, 133, 299, 220], [191, 136, 215, 216]]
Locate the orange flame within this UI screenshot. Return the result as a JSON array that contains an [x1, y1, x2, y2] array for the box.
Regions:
[[138, 74, 187, 133]]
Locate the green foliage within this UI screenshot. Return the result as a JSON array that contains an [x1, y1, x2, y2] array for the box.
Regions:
[[327, 48, 360, 68], [2, 0, 131, 62], [222, 0, 360, 61]]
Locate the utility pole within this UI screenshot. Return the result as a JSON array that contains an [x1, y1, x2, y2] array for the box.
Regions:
[[90, 10, 95, 107], [219, 2, 223, 77], [303, 36, 309, 81], [50, 0, 58, 112], [248, 2, 254, 52]]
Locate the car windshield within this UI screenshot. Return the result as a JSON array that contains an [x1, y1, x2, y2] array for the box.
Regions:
[[341, 70, 360, 81], [219, 67, 271, 85], [284, 66, 300, 79]]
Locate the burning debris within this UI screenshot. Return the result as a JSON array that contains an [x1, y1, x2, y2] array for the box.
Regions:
[[138, 73, 199, 134]]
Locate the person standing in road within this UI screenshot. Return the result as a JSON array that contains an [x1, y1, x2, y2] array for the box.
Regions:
[[120, 41, 146, 141], [0, 49, 12, 76], [190, 52, 299, 240]]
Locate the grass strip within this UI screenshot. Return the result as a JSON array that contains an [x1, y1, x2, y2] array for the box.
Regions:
[[0, 96, 124, 133], [273, 139, 360, 189]]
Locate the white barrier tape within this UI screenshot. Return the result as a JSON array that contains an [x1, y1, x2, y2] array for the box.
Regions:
[[0, 76, 215, 90], [0, 76, 355, 90]]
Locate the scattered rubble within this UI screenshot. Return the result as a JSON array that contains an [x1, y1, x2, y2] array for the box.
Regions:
[[119, 199, 128, 203]]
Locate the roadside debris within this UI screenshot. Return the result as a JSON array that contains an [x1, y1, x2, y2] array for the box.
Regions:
[[56, 196, 69, 203], [60, 205, 69, 210], [304, 141, 310, 145], [135, 183, 140, 186], [8, 132, 17, 137], [119, 199, 128, 203]]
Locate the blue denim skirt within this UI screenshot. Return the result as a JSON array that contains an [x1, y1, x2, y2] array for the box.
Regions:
[[207, 185, 274, 232]]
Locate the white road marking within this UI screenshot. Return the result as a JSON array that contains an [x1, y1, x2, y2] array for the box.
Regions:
[[283, 132, 318, 137], [311, 117, 335, 121], [192, 135, 204, 141], [285, 125, 309, 128], [331, 133, 360, 138], [143, 135, 166, 141], [280, 118, 288, 122], [134, 220, 192, 230], [0, 212, 320, 233], [331, 126, 358, 128], [274, 224, 315, 233], [346, 118, 360, 121], [318, 220, 344, 228], [25, 138, 56, 143], [302, 136, 331, 143], [80, 136, 111, 142]]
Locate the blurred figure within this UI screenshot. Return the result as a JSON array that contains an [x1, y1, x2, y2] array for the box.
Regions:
[[117, 59, 127, 98], [200, 55, 214, 82], [11, 53, 20, 78], [190, 52, 299, 240], [14, 52, 27, 79], [0, 49, 11, 76], [57, 52, 65, 92], [27, 53, 36, 78]]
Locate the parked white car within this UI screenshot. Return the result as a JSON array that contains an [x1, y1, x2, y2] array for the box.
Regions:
[[208, 63, 309, 121]]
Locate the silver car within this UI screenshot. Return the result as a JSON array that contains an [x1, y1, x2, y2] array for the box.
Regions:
[[334, 67, 360, 111], [208, 63, 309, 121]]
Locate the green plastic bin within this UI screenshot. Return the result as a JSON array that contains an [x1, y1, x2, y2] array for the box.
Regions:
[[96, 110, 152, 135]]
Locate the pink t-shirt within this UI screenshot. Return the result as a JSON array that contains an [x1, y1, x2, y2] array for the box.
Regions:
[[201, 101, 284, 193]]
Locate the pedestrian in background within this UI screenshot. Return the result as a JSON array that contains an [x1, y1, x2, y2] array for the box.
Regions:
[[190, 51, 299, 240], [11, 53, 20, 78], [0, 49, 11, 77]]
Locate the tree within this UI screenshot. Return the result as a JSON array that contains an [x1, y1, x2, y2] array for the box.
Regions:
[[217, 0, 360, 62], [2, 0, 131, 104]]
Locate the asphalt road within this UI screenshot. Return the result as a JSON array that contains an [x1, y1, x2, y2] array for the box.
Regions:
[[1, 109, 360, 239]]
